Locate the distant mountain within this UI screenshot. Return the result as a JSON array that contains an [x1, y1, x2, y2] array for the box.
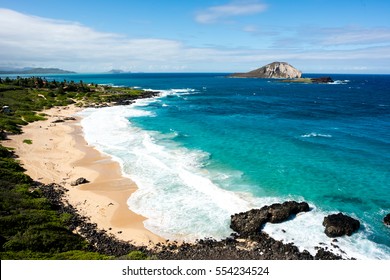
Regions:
[[107, 69, 130, 74], [230, 62, 302, 79], [0, 67, 76, 74]]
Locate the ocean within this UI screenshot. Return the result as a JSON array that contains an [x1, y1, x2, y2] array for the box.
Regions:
[[52, 73, 389, 259]]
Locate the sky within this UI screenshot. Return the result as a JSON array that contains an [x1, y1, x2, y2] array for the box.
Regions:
[[0, 0, 390, 73]]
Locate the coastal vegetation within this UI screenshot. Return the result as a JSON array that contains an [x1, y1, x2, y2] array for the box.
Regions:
[[0, 154, 150, 260], [0, 76, 154, 260], [0, 76, 152, 139], [0, 145, 98, 259]]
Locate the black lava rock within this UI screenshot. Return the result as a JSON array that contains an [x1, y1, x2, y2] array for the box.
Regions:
[[230, 201, 310, 236], [323, 213, 360, 237], [384, 213, 390, 226]]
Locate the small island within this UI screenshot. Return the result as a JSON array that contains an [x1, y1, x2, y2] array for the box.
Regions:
[[107, 69, 129, 74], [230, 62, 302, 79], [229, 62, 334, 84]]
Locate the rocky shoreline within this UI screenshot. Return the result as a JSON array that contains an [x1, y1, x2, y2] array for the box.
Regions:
[[38, 182, 346, 260]]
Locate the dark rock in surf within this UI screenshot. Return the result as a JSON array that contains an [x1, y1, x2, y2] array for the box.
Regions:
[[315, 248, 343, 260], [311, 76, 334, 83], [230, 201, 310, 236], [323, 213, 360, 237], [384, 213, 390, 226]]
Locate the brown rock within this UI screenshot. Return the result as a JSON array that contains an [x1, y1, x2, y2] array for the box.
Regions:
[[71, 177, 89, 186]]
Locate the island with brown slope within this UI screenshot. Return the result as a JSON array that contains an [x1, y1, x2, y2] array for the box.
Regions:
[[230, 62, 302, 79], [230, 62, 335, 84]]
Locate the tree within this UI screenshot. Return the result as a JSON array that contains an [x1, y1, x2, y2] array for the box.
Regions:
[[56, 86, 65, 95]]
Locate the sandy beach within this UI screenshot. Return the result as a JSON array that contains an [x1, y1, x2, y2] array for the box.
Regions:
[[2, 105, 164, 246]]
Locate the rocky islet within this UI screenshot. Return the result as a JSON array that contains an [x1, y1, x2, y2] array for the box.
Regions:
[[230, 62, 302, 79]]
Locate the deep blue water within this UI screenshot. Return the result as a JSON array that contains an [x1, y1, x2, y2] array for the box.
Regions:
[[32, 73, 390, 258]]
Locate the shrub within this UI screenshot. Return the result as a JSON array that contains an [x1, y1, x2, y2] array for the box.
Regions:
[[123, 250, 149, 260], [23, 139, 32, 145], [3, 224, 87, 253]]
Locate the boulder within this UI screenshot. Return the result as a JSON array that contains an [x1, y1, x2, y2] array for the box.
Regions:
[[230, 62, 302, 79], [51, 119, 65, 123], [315, 248, 342, 260], [63, 117, 77, 121], [71, 177, 89, 186], [310, 77, 334, 83], [384, 214, 390, 226], [268, 201, 310, 223], [322, 213, 360, 237], [230, 201, 310, 236]]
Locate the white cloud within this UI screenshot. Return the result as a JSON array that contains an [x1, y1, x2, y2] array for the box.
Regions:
[[319, 26, 390, 46], [195, 1, 267, 24], [0, 9, 185, 71], [0, 8, 389, 73]]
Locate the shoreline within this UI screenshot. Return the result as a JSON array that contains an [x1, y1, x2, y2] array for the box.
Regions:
[[3, 105, 164, 247]]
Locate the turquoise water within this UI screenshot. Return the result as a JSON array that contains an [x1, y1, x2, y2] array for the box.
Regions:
[[48, 73, 389, 259]]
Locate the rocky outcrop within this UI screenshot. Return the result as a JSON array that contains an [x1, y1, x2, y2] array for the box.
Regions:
[[71, 177, 89, 186], [154, 232, 317, 260], [323, 213, 360, 237], [230, 62, 302, 79], [311, 76, 334, 83], [314, 248, 343, 260], [384, 214, 390, 226], [51, 119, 65, 123], [230, 201, 310, 236]]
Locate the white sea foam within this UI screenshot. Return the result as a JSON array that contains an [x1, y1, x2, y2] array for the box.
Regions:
[[263, 206, 390, 259], [79, 89, 390, 259], [301, 132, 332, 138], [328, 80, 350, 85]]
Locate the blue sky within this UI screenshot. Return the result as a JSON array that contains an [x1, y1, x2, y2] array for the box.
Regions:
[[0, 0, 389, 73]]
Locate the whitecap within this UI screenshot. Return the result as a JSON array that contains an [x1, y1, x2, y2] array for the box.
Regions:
[[329, 80, 349, 85], [301, 132, 332, 138]]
